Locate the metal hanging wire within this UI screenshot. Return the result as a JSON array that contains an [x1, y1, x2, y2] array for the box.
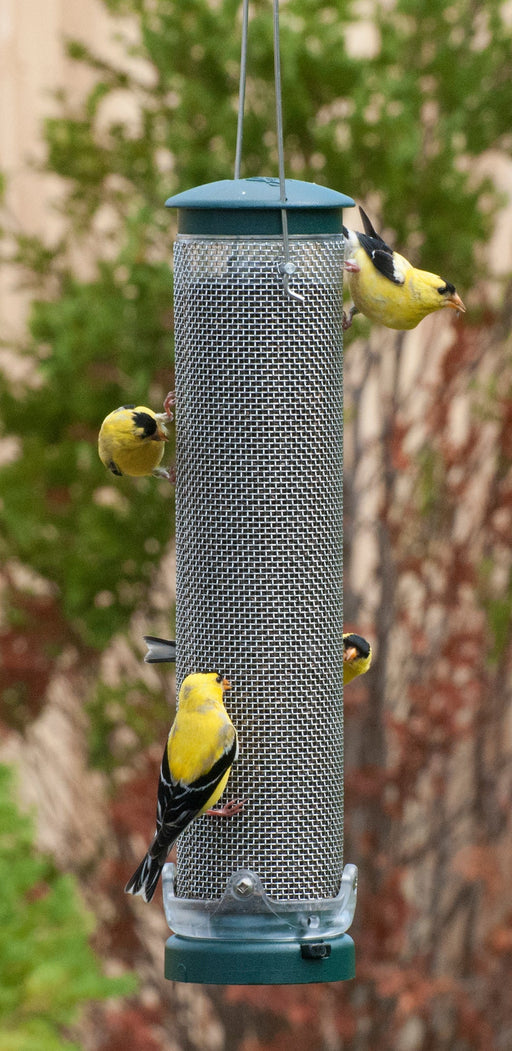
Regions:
[[272, 0, 303, 301], [234, 0, 303, 302], [234, 0, 249, 181]]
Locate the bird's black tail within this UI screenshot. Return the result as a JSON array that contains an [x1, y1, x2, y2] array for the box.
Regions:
[[143, 635, 176, 664], [125, 852, 164, 903], [358, 206, 379, 239]]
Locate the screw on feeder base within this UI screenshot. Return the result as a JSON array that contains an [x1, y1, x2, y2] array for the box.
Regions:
[[234, 874, 256, 898], [301, 942, 332, 960]]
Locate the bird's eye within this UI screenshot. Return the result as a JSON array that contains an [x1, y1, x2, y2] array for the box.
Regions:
[[438, 282, 455, 296], [215, 673, 223, 683]]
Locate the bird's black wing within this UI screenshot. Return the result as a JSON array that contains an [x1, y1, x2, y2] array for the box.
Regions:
[[150, 733, 238, 864], [356, 236, 402, 285], [356, 207, 404, 285]]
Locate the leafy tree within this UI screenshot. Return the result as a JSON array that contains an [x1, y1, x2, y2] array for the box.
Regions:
[[0, 763, 136, 1050]]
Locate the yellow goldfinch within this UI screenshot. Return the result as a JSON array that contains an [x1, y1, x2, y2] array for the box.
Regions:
[[125, 671, 244, 903], [343, 632, 372, 684], [98, 391, 175, 480], [342, 207, 465, 331], [144, 634, 372, 685]]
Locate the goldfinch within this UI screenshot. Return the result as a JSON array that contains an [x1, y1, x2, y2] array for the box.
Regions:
[[342, 207, 465, 331], [98, 391, 175, 480], [125, 671, 243, 903], [144, 634, 372, 685], [343, 632, 372, 684]]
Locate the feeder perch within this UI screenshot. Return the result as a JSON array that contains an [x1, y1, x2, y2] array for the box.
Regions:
[[163, 176, 355, 984]]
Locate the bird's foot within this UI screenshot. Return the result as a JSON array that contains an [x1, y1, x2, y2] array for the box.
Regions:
[[155, 392, 176, 425], [152, 466, 176, 483], [342, 306, 359, 332], [206, 798, 246, 818], [163, 390, 176, 417], [344, 260, 360, 273]]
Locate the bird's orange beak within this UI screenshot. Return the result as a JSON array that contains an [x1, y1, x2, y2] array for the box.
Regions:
[[343, 647, 358, 663], [153, 424, 169, 442], [446, 292, 466, 313], [222, 678, 232, 691]]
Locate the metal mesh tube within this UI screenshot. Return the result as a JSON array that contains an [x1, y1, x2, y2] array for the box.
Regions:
[[174, 234, 344, 902]]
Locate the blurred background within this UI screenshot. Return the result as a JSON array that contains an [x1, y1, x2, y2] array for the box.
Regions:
[[1, 1, 512, 1048]]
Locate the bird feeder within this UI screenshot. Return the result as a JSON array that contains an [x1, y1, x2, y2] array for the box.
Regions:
[[162, 176, 358, 984]]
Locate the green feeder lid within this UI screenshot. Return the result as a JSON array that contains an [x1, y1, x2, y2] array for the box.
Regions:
[[165, 177, 355, 236]]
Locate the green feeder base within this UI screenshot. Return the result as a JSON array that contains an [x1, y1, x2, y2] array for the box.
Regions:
[[165, 933, 355, 985]]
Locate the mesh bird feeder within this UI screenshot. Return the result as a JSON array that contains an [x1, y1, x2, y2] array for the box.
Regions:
[[161, 176, 357, 984], [160, 0, 356, 985]]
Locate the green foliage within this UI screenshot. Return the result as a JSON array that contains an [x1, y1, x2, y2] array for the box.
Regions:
[[416, 445, 448, 524], [0, 763, 136, 1050], [485, 590, 512, 663], [1, 0, 512, 650], [479, 555, 512, 664]]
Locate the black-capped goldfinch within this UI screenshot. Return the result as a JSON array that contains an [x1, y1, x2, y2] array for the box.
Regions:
[[342, 207, 465, 331], [125, 671, 244, 903], [98, 391, 175, 480], [343, 632, 372, 684]]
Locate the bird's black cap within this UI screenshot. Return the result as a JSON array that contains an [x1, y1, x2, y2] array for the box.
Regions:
[[132, 411, 158, 438], [343, 633, 371, 659]]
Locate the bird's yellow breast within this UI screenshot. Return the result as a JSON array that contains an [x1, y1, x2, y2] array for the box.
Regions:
[[110, 438, 165, 476], [200, 768, 232, 814], [168, 703, 235, 785], [344, 656, 371, 684]]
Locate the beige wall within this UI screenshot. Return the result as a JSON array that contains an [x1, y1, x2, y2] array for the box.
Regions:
[[0, 0, 121, 336]]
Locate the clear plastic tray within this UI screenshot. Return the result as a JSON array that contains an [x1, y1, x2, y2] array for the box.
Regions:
[[162, 863, 358, 942]]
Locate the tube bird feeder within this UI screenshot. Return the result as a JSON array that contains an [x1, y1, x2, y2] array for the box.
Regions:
[[161, 176, 357, 985]]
